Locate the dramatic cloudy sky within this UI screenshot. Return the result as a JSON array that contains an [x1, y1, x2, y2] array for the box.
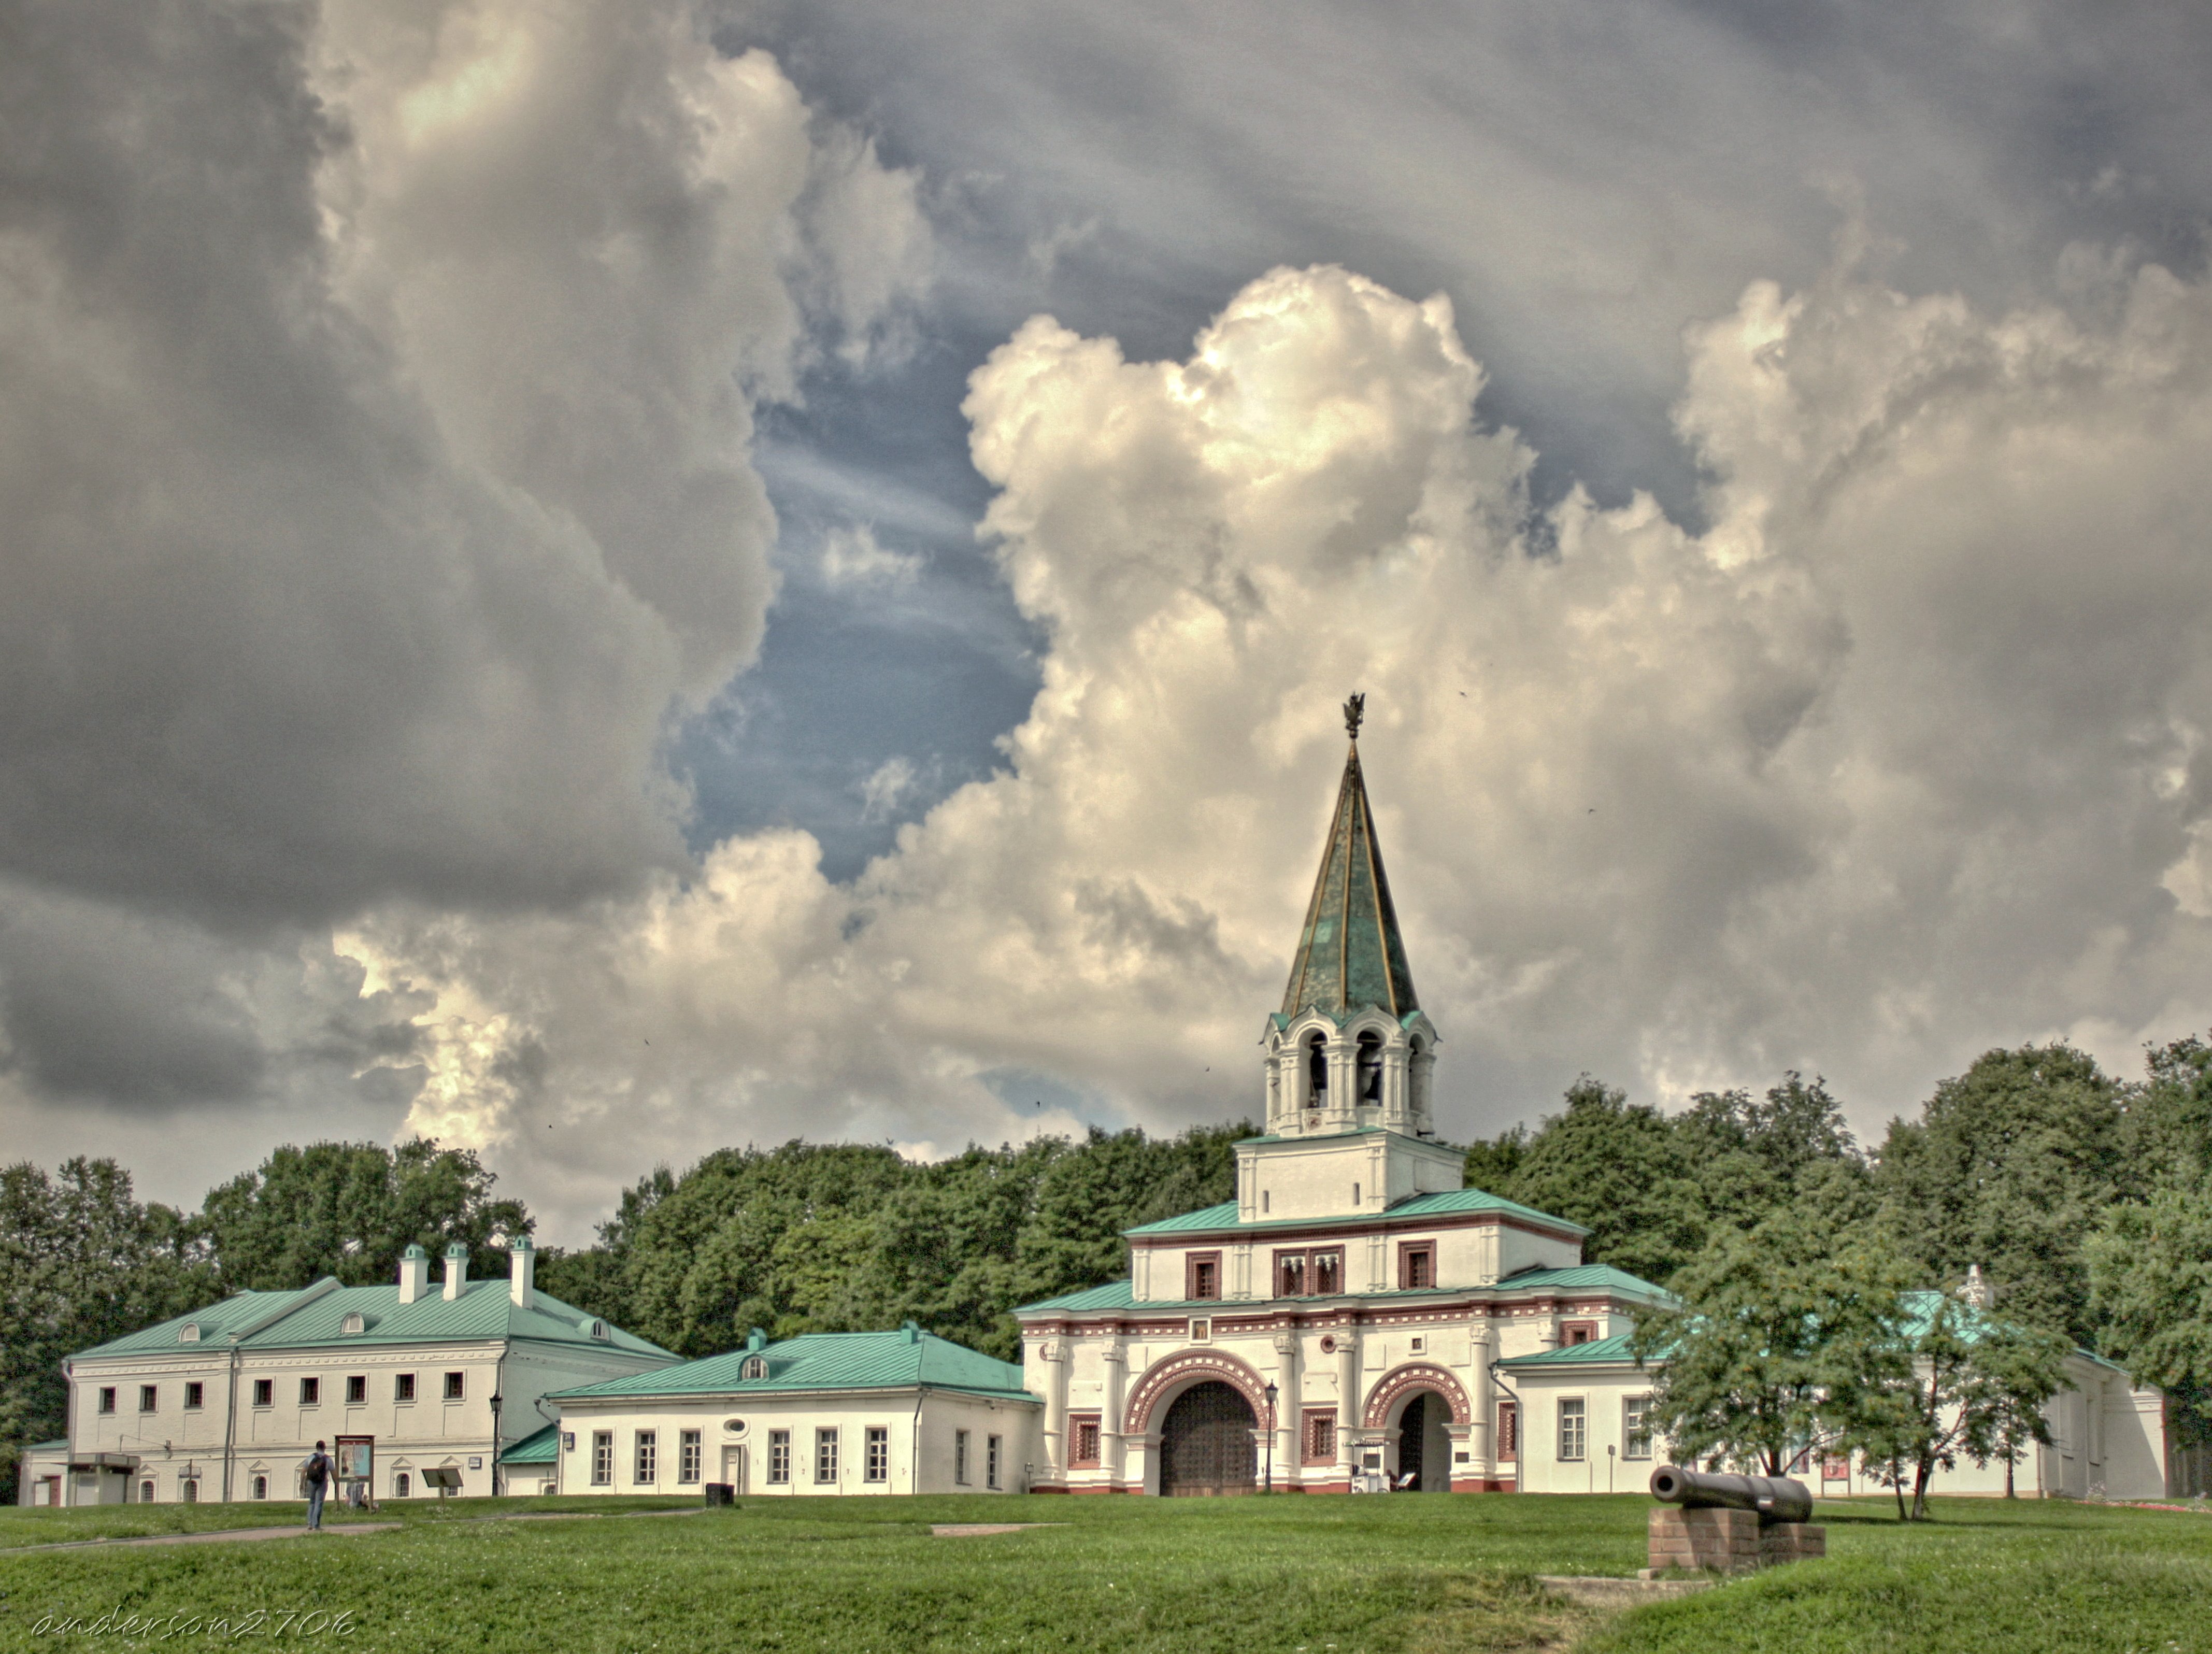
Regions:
[[8, 0, 2212, 1240]]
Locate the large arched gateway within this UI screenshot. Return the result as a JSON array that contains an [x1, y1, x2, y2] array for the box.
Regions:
[[1158, 1381, 1257, 1496]]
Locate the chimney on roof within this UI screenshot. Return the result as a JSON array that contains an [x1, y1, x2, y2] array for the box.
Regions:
[[903, 1319, 920, 1344], [745, 1327, 767, 1352], [397, 1245, 429, 1305], [508, 1235, 535, 1310], [442, 1244, 469, 1302]]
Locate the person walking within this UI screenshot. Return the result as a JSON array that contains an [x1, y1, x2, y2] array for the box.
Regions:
[[303, 1441, 333, 1531]]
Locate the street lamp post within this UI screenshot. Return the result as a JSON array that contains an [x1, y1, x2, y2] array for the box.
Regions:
[[1263, 1382, 1278, 1493]]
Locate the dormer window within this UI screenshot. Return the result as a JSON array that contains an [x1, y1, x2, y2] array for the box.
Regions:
[[739, 1354, 769, 1381], [1355, 1032, 1382, 1103], [340, 1312, 366, 1336], [177, 1323, 199, 1343], [589, 1320, 609, 1341]]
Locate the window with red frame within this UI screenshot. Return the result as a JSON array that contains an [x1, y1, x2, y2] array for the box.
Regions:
[[1301, 1409, 1336, 1465], [1398, 1242, 1436, 1291], [1275, 1251, 1305, 1296], [1496, 1400, 1519, 1462], [1069, 1414, 1102, 1468], [1186, 1251, 1222, 1301], [1310, 1249, 1342, 1295], [1561, 1320, 1599, 1345]]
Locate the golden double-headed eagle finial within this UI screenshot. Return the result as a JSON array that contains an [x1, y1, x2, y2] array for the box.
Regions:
[[1343, 692, 1365, 739]]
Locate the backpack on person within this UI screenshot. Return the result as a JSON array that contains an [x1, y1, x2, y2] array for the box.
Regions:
[[305, 1452, 330, 1490]]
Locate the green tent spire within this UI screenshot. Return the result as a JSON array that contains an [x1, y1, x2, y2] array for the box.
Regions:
[[1280, 697, 1419, 1019]]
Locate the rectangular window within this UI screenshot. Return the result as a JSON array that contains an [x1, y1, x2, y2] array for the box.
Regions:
[[1276, 1251, 1306, 1297], [299, 1377, 319, 1405], [1068, 1414, 1102, 1468], [954, 1429, 971, 1486], [252, 1378, 273, 1407], [1623, 1396, 1652, 1461], [815, 1428, 839, 1484], [1310, 1250, 1342, 1296], [1397, 1242, 1435, 1291], [768, 1430, 791, 1485], [591, 1431, 613, 1486], [987, 1434, 1003, 1490], [679, 1430, 702, 1484], [184, 1381, 204, 1410], [865, 1426, 890, 1483], [1186, 1251, 1222, 1301], [1301, 1409, 1337, 1465], [444, 1371, 465, 1401], [1561, 1320, 1599, 1346], [98, 1387, 117, 1415], [1559, 1399, 1586, 1462], [140, 1385, 158, 1413], [346, 1374, 367, 1404], [634, 1431, 657, 1485], [394, 1373, 416, 1403], [1496, 1401, 1518, 1463]]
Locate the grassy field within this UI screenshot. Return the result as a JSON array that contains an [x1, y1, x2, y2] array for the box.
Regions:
[[0, 1493, 2205, 1652]]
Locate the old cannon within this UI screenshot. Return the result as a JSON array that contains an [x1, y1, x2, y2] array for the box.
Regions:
[[1649, 1465, 1814, 1525]]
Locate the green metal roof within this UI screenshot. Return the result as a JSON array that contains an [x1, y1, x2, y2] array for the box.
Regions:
[[68, 1280, 674, 1362], [550, 1327, 1036, 1405], [24, 1439, 69, 1452], [1499, 1332, 1647, 1369], [1280, 733, 1420, 1021], [1125, 1187, 1590, 1238], [1016, 1262, 1669, 1317], [498, 1423, 561, 1465]]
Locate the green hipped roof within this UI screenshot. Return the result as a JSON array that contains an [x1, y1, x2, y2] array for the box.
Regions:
[[24, 1439, 69, 1452], [1499, 1331, 1646, 1368], [67, 1279, 674, 1362], [1016, 1263, 1669, 1317], [499, 1424, 561, 1465], [550, 1328, 1037, 1405], [1125, 1187, 1591, 1238], [1280, 735, 1419, 1021]]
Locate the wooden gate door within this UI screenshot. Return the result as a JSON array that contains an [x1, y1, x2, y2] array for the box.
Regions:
[[1159, 1381, 1257, 1496]]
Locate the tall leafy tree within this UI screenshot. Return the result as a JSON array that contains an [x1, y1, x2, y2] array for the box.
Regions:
[[1875, 1044, 2128, 1344], [1630, 1208, 1887, 1474], [199, 1139, 531, 1291], [0, 1159, 211, 1501], [2087, 1184, 2212, 1446], [1828, 1287, 2067, 1521], [2125, 1034, 2212, 1192]]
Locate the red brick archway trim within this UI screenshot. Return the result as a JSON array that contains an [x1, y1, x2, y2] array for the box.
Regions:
[[1362, 1362, 1472, 1429], [1123, 1349, 1274, 1436]]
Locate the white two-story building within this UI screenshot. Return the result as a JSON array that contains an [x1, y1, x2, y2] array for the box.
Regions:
[[32, 1238, 675, 1506]]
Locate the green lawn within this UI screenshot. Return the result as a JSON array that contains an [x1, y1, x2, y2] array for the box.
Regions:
[[0, 1494, 2204, 1652]]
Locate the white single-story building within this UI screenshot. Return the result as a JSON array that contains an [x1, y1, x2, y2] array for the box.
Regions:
[[546, 1324, 1041, 1496], [1499, 1288, 2173, 1500], [26, 1238, 676, 1507]]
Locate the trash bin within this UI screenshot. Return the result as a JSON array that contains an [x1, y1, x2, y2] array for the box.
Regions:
[[704, 1483, 734, 1507]]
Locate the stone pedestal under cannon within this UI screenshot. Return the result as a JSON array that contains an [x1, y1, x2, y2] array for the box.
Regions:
[[1642, 1466, 1826, 1576]]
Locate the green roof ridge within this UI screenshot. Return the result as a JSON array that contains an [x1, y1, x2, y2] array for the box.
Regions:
[[1280, 732, 1419, 1021], [549, 1327, 1034, 1403]]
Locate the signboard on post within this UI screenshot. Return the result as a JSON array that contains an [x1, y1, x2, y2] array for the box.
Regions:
[[334, 1436, 375, 1508]]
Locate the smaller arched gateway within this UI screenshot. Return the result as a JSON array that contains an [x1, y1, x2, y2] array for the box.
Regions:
[[1364, 1363, 1472, 1492]]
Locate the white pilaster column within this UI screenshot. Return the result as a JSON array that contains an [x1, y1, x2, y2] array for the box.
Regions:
[[1102, 1337, 1129, 1487], [1471, 1322, 1497, 1487], [1041, 1338, 1069, 1484], [1272, 1331, 1299, 1488], [1336, 1327, 1360, 1479]]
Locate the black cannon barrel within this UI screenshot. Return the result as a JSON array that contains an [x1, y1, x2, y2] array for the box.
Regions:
[[1649, 1465, 1814, 1524]]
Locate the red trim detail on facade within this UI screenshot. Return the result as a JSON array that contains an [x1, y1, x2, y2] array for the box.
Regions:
[[1122, 1348, 1275, 1436], [1361, 1361, 1472, 1429]]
